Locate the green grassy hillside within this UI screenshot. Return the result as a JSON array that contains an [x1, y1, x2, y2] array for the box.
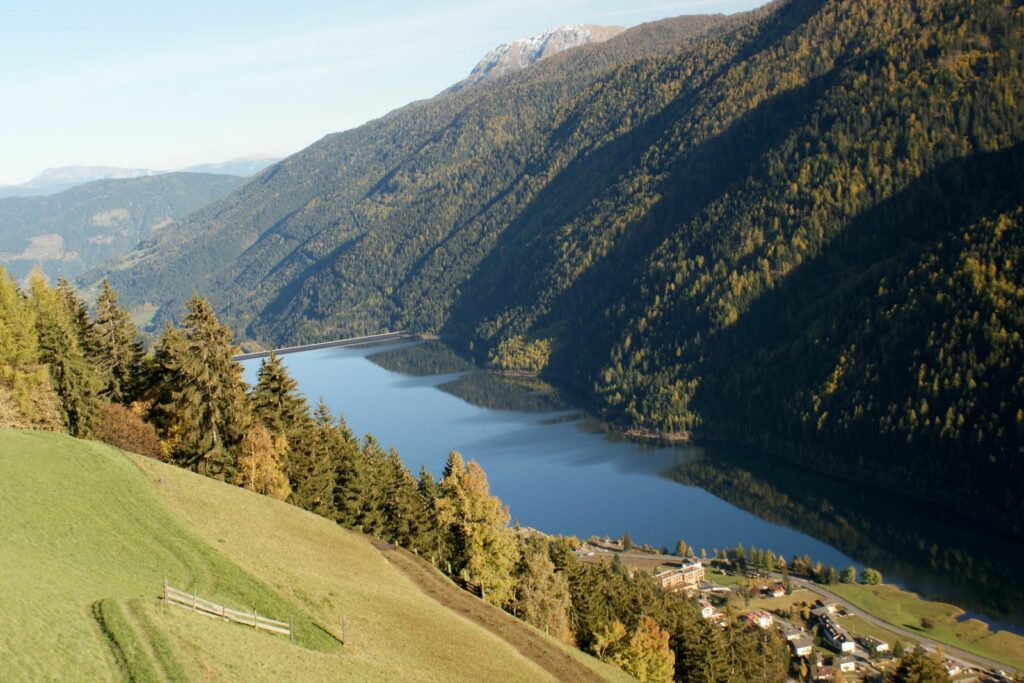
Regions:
[[0, 430, 628, 682]]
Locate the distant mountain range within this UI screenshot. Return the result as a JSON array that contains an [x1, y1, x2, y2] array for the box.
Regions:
[[451, 24, 624, 91], [0, 155, 280, 198], [83, 0, 1024, 535], [0, 172, 248, 282]]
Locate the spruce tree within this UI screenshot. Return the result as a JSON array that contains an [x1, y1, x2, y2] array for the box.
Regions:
[[681, 617, 728, 683], [160, 294, 250, 479], [90, 280, 144, 403], [251, 351, 314, 490], [289, 398, 340, 517]]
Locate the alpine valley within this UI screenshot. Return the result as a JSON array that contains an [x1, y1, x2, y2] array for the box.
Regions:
[[89, 0, 1024, 539]]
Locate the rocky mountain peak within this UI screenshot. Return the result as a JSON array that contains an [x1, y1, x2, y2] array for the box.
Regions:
[[453, 24, 625, 91]]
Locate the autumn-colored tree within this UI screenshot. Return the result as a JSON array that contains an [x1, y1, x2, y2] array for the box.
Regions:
[[614, 616, 674, 683], [27, 270, 101, 436], [236, 424, 290, 500], [91, 401, 164, 459], [436, 451, 520, 606], [0, 267, 61, 429]]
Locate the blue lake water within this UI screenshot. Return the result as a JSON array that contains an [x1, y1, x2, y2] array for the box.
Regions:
[[242, 340, 1024, 631]]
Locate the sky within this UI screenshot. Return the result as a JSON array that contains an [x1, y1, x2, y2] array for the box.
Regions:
[[0, 0, 764, 185]]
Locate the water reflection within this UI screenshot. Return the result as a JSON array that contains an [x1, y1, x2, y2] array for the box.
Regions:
[[245, 340, 1024, 631]]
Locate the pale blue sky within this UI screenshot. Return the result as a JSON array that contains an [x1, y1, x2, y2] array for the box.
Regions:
[[0, 0, 764, 184]]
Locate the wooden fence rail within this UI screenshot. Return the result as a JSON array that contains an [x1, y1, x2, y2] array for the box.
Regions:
[[162, 580, 293, 640]]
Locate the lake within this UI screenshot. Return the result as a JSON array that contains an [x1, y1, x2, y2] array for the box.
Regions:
[[241, 339, 1024, 631]]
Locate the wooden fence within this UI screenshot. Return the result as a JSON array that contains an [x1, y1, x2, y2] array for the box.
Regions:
[[162, 580, 293, 640], [448, 574, 485, 600]]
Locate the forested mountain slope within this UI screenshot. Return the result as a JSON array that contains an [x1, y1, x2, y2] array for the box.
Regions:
[[0, 172, 246, 281], [93, 0, 1024, 534]]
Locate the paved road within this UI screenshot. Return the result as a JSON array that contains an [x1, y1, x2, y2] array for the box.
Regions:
[[233, 331, 411, 361], [791, 576, 1019, 676]]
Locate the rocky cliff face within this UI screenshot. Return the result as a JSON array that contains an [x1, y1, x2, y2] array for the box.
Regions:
[[453, 24, 624, 91]]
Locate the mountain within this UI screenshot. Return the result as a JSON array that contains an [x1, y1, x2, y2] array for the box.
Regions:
[[452, 24, 625, 91], [0, 172, 247, 282], [0, 156, 280, 198], [0, 166, 160, 198], [0, 430, 625, 681], [181, 154, 283, 177], [90, 0, 1024, 534]]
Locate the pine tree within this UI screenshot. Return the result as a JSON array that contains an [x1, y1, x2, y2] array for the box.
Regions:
[[27, 271, 100, 436], [336, 434, 388, 533], [379, 448, 431, 549], [90, 280, 144, 403], [288, 398, 340, 517], [681, 617, 728, 683], [54, 278, 96, 356], [159, 294, 250, 479], [251, 351, 314, 490]]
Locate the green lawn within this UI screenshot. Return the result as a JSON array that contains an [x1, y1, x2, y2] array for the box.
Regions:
[[0, 430, 625, 682], [830, 583, 1024, 670]]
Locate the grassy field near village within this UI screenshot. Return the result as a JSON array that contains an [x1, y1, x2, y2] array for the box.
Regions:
[[0, 430, 628, 682], [831, 583, 1024, 671]]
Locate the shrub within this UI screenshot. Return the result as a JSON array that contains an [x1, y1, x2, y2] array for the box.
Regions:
[[91, 402, 164, 460]]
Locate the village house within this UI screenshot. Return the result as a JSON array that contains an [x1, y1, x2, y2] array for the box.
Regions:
[[838, 656, 856, 673], [741, 610, 774, 629], [762, 583, 786, 598], [655, 561, 705, 592], [698, 598, 718, 620], [859, 635, 889, 654], [790, 634, 814, 658], [819, 614, 856, 653]]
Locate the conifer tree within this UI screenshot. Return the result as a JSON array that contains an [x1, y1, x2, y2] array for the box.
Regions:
[[0, 267, 60, 428], [236, 424, 290, 500], [289, 398, 341, 517], [336, 434, 387, 532], [614, 616, 674, 683], [886, 646, 948, 683], [417, 466, 443, 557], [90, 279, 144, 403], [513, 540, 572, 640], [251, 351, 314, 489], [682, 617, 728, 683], [27, 271, 100, 436], [436, 451, 520, 606], [160, 294, 250, 479], [380, 448, 431, 549], [54, 278, 96, 355]]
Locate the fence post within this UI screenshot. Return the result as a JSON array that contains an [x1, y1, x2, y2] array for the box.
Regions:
[[342, 617, 348, 645], [289, 617, 295, 643], [253, 608, 258, 630], [192, 592, 197, 612]]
